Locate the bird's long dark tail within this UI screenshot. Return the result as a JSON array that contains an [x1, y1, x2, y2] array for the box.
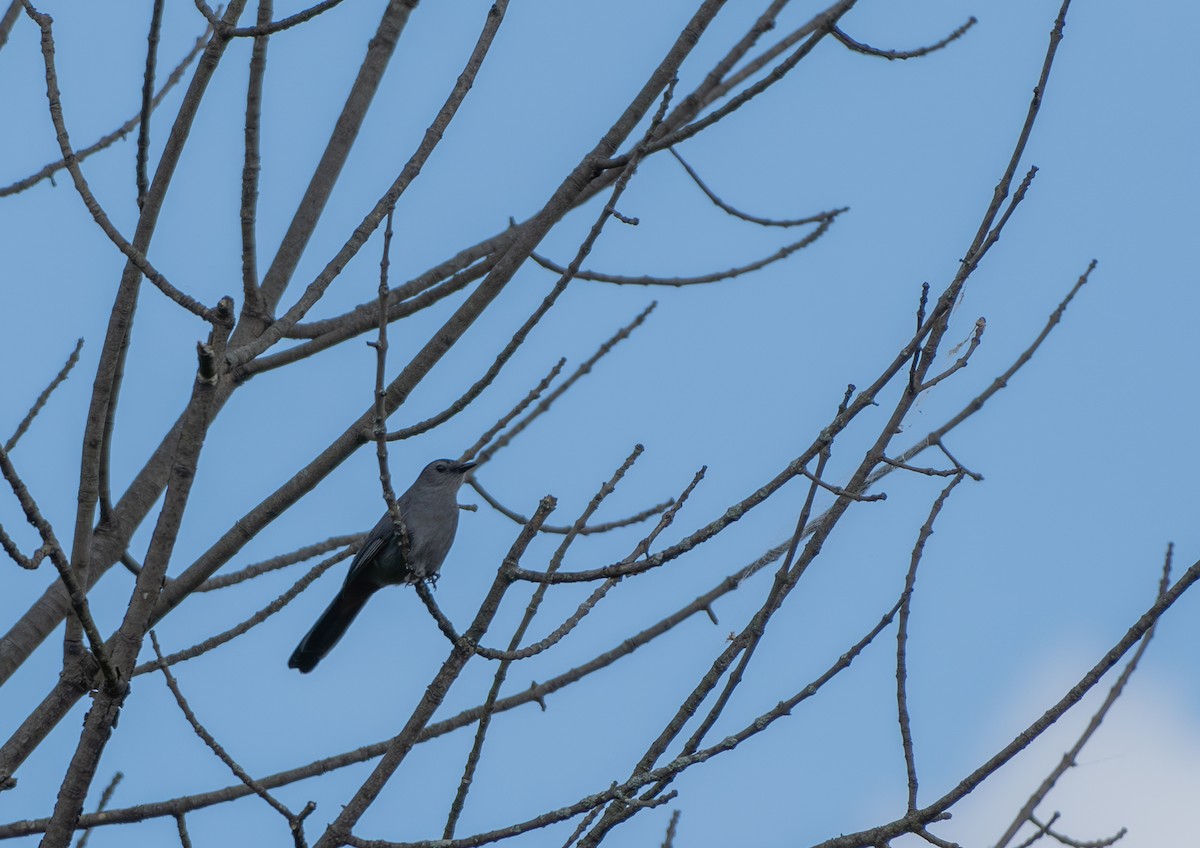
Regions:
[[288, 582, 374, 673]]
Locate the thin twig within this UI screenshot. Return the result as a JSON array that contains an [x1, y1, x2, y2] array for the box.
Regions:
[[897, 473, 967, 812], [195, 533, 360, 592], [473, 301, 657, 465], [914, 826, 962, 848], [909, 283, 931, 391], [175, 813, 193, 848], [669, 147, 845, 227], [875, 260, 1097, 498], [239, 0, 272, 315], [1013, 812, 1060, 848], [5, 338, 83, 452], [694, 5, 825, 108], [370, 205, 407, 550], [119, 551, 143, 577], [74, 771, 122, 848], [468, 475, 670, 536], [919, 317, 986, 392], [661, 810, 681, 848], [973, 167, 1039, 274], [798, 467, 886, 502], [0, 443, 118, 687], [931, 438, 983, 482], [411, 580, 460, 645], [831, 16, 977, 60], [457, 358, 566, 462], [134, 545, 354, 675], [0, 26, 210, 198], [529, 216, 836, 287], [879, 457, 959, 478], [136, 0, 165, 206], [150, 633, 297, 822], [559, 805, 605, 848], [22, 3, 225, 324], [0, 528, 51, 570], [222, 0, 348, 37], [285, 262, 491, 342], [240, 259, 491, 379], [1026, 815, 1125, 848]]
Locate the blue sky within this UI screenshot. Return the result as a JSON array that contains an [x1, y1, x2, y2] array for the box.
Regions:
[[2, 2, 1198, 845]]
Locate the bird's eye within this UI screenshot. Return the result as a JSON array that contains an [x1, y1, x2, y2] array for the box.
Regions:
[[436, 463, 446, 473]]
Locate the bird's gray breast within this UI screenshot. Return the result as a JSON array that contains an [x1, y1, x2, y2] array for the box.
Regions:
[[400, 493, 460, 579]]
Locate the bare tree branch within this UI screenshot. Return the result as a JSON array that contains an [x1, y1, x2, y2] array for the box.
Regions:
[[38, 306, 233, 844], [0, 3, 1187, 846]]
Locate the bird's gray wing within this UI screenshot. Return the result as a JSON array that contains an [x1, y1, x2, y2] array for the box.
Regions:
[[343, 513, 397, 585]]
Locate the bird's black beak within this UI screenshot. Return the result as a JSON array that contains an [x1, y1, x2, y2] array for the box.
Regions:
[[452, 461, 477, 474]]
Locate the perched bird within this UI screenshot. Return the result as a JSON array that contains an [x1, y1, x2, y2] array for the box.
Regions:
[[288, 459, 475, 673]]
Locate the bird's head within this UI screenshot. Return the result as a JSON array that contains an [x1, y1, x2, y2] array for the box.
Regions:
[[413, 458, 476, 494]]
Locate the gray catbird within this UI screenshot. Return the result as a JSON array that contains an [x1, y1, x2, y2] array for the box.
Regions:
[[288, 459, 475, 673]]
